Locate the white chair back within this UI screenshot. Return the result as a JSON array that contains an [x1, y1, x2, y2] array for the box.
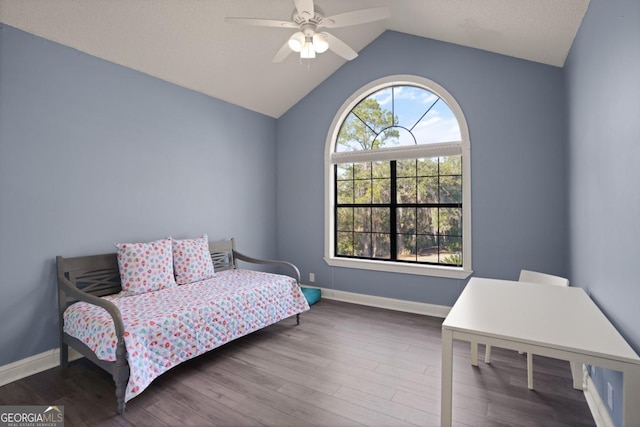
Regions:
[[479, 269, 571, 391], [519, 269, 569, 287]]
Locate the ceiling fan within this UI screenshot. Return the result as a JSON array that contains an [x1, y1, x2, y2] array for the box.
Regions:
[[225, 0, 390, 62]]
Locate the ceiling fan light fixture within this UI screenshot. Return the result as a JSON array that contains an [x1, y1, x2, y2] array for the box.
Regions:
[[300, 36, 316, 58], [227, 0, 387, 63], [313, 33, 329, 53], [288, 32, 305, 52]]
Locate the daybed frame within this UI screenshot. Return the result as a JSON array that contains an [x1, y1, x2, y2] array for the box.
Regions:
[[56, 238, 302, 414]]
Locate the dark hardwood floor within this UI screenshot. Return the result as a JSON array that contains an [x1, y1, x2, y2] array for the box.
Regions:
[[0, 300, 595, 426]]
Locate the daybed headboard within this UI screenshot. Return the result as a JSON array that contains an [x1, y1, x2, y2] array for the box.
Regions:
[[57, 253, 122, 298], [208, 238, 237, 272], [57, 238, 239, 302]]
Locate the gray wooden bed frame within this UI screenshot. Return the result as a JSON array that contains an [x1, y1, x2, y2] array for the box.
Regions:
[[56, 238, 302, 415]]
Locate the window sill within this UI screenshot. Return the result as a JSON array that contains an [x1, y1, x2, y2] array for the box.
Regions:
[[324, 257, 473, 279]]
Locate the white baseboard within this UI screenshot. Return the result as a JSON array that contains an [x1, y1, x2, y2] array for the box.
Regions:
[[0, 348, 83, 388], [303, 285, 451, 318], [583, 367, 615, 427]]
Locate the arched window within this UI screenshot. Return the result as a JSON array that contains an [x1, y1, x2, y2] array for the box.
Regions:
[[324, 75, 472, 278]]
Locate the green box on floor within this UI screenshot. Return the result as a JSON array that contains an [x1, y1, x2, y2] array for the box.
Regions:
[[301, 287, 321, 305]]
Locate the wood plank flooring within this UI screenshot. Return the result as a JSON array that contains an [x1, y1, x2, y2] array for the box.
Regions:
[[0, 299, 595, 426]]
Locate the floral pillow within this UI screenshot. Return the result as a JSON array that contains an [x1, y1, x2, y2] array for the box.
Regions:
[[171, 234, 215, 285], [115, 238, 177, 296]]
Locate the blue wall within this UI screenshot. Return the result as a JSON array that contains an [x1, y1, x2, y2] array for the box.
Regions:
[[276, 31, 568, 307], [565, 1, 640, 425], [0, 24, 278, 365]]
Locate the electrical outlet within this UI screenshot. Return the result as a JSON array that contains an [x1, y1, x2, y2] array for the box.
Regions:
[[309, 273, 315, 283], [607, 382, 614, 411]]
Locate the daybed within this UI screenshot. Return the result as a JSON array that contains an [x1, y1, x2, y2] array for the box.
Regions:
[[56, 237, 309, 414]]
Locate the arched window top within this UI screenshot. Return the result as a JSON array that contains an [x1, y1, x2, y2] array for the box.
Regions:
[[335, 85, 461, 153], [329, 76, 469, 166]]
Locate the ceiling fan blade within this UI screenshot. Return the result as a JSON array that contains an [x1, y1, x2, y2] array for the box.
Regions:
[[294, 0, 315, 21], [225, 17, 297, 29], [320, 7, 390, 29], [272, 41, 293, 63], [324, 33, 358, 61]]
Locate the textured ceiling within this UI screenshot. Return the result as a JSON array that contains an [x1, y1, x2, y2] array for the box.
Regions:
[[0, 0, 590, 118]]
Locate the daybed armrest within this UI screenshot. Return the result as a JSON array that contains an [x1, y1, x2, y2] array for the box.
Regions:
[[57, 272, 126, 338], [233, 250, 301, 284]]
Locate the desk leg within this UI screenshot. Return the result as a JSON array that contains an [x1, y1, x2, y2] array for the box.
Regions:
[[441, 328, 453, 427], [470, 341, 478, 366], [570, 362, 584, 390], [623, 366, 640, 427]]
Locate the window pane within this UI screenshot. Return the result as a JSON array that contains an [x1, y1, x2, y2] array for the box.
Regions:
[[439, 208, 462, 236], [372, 207, 389, 233], [365, 88, 394, 132], [394, 86, 439, 130], [354, 180, 372, 203], [397, 177, 416, 203], [440, 156, 461, 175], [440, 236, 462, 265], [336, 163, 353, 180], [396, 207, 416, 234], [417, 208, 437, 235], [375, 127, 401, 148], [413, 99, 461, 144], [417, 177, 438, 204], [372, 161, 390, 178], [354, 162, 371, 180], [417, 158, 438, 176], [354, 208, 371, 232], [396, 234, 416, 261], [372, 178, 390, 204], [337, 232, 353, 256], [337, 181, 353, 204], [353, 233, 372, 257], [396, 159, 416, 177], [336, 208, 353, 232], [417, 234, 438, 263], [336, 113, 377, 152], [440, 176, 462, 203], [372, 233, 390, 259]]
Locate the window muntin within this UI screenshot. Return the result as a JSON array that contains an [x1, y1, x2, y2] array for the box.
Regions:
[[325, 75, 471, 278], [335, 156, 462, 266]]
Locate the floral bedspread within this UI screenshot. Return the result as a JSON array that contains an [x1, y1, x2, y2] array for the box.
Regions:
[[63, 269, 310, 402]]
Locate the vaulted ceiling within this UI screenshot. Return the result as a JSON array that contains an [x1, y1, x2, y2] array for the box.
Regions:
[[0, 0, 590, 118]]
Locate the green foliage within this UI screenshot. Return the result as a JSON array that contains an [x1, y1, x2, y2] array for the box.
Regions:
[[441, 253, 462, 266], [337, 98, 400, 151]]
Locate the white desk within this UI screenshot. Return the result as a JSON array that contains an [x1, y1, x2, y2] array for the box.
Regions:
[[441, 277, 640, 427]]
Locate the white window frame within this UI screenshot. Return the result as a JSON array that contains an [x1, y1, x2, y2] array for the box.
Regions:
[[324, 75, 473, 279]]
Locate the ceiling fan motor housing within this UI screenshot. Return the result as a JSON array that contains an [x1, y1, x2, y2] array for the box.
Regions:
[[291, 7, 325, 26]]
